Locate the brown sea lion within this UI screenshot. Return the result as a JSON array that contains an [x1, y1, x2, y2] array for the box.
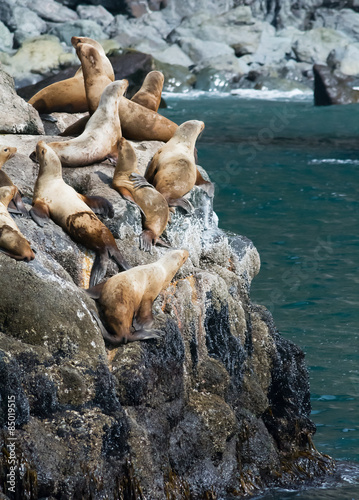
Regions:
[[144, 120, 214, 213], [112, 138, 170, 252], [0, 146, 35, 261], [30, 141, 129, 286], [131, 71, 164, 112], [46, 80, 128, 167], [28, 37, 114, 114], [87, 248, 189, 345]]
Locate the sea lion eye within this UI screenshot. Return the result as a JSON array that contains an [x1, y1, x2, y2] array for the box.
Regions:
[[4, 148, 8, 152]]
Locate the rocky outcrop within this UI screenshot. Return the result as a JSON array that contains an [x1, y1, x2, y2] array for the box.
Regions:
[[313, 63, 359, 105], [0, 120, 334, 498]]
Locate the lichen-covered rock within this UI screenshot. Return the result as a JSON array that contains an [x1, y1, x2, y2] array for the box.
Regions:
[[0, 128, 334, 498], [0, 69, 44, 134]]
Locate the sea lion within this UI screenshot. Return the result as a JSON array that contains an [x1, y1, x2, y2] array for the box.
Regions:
[[144, 120, 214, 213], [46, 80, 128, 167], [87, 248, 189, 345], [131, 71, 164, 112], [28, 37, 114, 114], [112, 138, 170, 252], [30, 141, 129, 286], [0, 146, 35, 261], [60, 65, 177, 142], [76, 42, 112, 114]]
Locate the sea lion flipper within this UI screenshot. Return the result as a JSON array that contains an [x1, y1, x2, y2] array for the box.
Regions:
[[90, 251, 108, 287], [86, 282, 106, 299], [134, 298, 154, 329], [80, 194, 114, 218], [130, 329, 162, 341], [30, 201, 50, 227], [108, 246, 130, 272], [117, 186, 136, 204], [156, 237, 171, 248], [168, 197, 194, 214], [130, 173, 155, 191], [195, 168, 214, 197], [139, 230, 154, 253], [13, 191, 28, 215]]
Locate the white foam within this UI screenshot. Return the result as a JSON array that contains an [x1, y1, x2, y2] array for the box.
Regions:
[[309, 158, 359, 165], [163, 88, 312, 101]]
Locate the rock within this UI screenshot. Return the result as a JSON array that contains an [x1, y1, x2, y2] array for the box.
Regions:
[[151, 44, 194, 68], [0, 35, 77, 88], [0, 20, 13, 51], [0, 124, 334, 497], [76, 4, 114, 29], [25, 0, 79, 23], [311, 7, 359, 42], [313, 63, 359, 105], [153, 60, 196, 92], [0, 68, 44, 134], [179, 38, 235, 65], [106, 14, 167, 51], [6, 6, 48, 46], [293, 28, 349, 64], [109, 50, 155, 93], [49, 20, 108, 46], [194, 55, 250, 92], [328, 44, 359, 76], [272, 0, 323, 31]]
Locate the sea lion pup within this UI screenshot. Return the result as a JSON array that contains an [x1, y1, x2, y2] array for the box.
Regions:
[[112, 138, 170, 252], [30, 141, 129, 287], [0, 146, 35, 261], [46, 79, 128, 168], [28, 37, 114, 114], [131, 71, 164, 112], [144, 120, 214, 213], [87, 249, 189, 345]]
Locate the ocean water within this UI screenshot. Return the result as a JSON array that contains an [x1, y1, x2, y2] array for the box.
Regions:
[[161, 90, 359, 498]]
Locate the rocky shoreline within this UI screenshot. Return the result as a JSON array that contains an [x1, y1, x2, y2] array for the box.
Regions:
[[2, 0, 359, 93], [0, 59, 336, 497]]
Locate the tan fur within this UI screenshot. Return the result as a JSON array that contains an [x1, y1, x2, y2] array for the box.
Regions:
[[97, 249, 189, 343], [28, 37, 114, 114], [112, 138, 169, 250], [131, 71, 164, 112], [0, 146, 35, 261], [47, 80, 128, 167], [145, 120, 205, 203]]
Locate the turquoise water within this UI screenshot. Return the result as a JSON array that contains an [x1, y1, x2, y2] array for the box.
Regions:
[[161, 92, 359, 497]]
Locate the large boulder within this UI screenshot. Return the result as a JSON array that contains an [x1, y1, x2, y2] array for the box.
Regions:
[[0, 69, 44, 134], [3, 5, 48, 46], [313, 63, 359, 105], [25, 0, 79, 23], [311, 7, 359, 42], [48, 20, 108, 46], [0, 35, 77, 88], [293, 27, 349, 64], [0, 125, 334, 497]]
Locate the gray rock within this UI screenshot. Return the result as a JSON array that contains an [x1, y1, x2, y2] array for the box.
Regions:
[[0, 20, 13, 51], [293, 27, 349, 64], [0, 69, 44, 134], [107, 14, 167, 51], [9, 6, 48, 46], [23, 0, 79, 23], [328, 44, 359, 76], [76, 4, 114, 29], [152, 44, 194, 67], [311, 8, 359, 42], [179, 38, 235, 65], [49, 19, 108, 46]]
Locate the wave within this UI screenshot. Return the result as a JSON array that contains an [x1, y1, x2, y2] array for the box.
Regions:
[[309, 158, 359, 165], [163, 88, 312, 101]]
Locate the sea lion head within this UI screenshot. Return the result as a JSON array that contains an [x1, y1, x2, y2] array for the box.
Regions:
[[99, 79, 129, 108], [0, 146, 17, 167], [76, 42, 102, 72], [71, 36, 106, 56], [36, 141, 62, 178], [174, 120, 205, 148], [142, 71, 164, 91], [115, 138, 138, 175], [162, 248, 189, 275], [0, 225, 35, 262]]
